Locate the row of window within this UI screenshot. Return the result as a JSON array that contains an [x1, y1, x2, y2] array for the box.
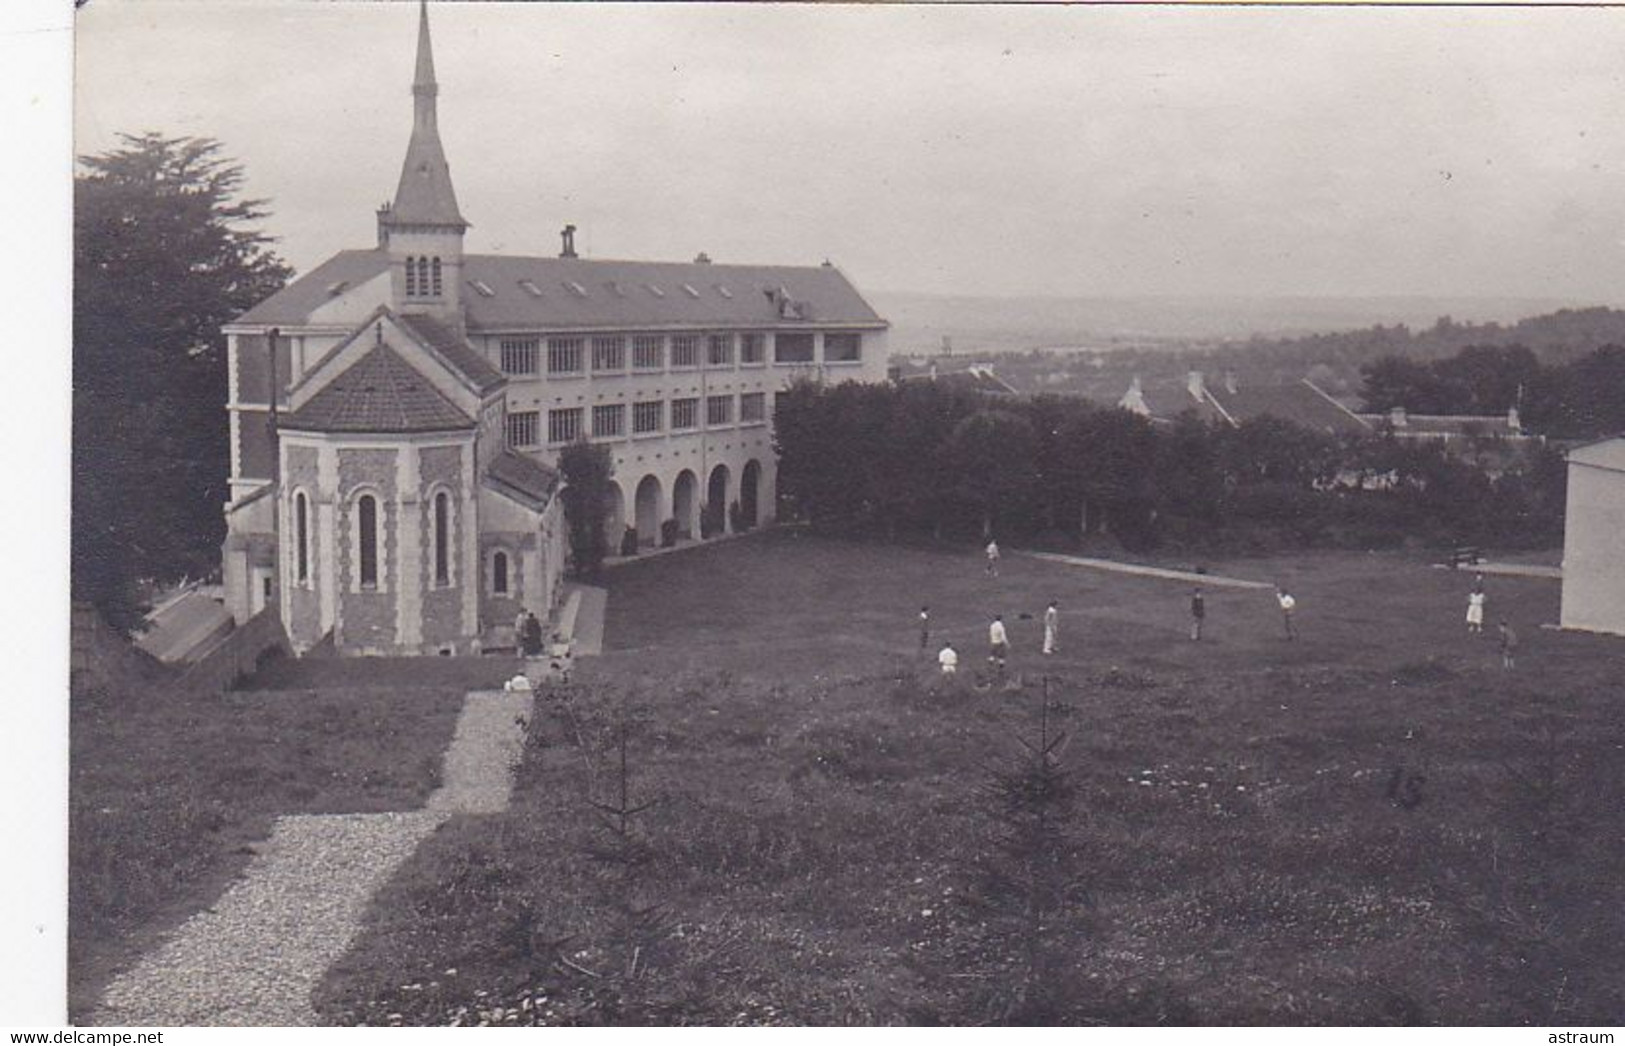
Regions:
[[504, 393, 768, 448], [291, 489, 453, 590], [496, 331, 861, 377], [405, 256, 444, 299]]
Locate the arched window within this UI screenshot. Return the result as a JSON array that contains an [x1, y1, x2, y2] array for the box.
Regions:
[[405, 255, 419, 298], [492, 550, 509, 595], [434, 491, 450, 586], [431, 256, 443, 297], [358, 494, 378, 588], [295, 492, 309, 583]]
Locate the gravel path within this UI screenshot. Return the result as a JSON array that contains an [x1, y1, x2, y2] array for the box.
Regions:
[[94, 689, 534, 1027], [1021, 550, 1273, 589]]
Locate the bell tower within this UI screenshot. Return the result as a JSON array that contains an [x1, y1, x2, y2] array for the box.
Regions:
[[377, 0, 468, 330]]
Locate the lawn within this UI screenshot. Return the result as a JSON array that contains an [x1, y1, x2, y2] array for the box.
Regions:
[[310, 531, 1624, 1025], [68, 666, 468, 1022]]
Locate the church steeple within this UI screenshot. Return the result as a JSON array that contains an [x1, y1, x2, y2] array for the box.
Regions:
[[382, 0, 467, 231], [379, 0, 467, 329]]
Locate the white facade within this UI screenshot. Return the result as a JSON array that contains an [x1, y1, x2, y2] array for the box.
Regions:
[[1561, 436, 1625, 636]]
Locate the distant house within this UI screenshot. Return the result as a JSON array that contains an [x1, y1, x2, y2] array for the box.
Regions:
[[1355, 406, 1541, 476], [1560, 436, 1625, 637], [893, 360, 1020, 396], [1119, 371, 1369, 436]]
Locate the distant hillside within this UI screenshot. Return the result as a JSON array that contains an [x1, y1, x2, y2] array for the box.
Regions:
[[873, 291, 1602, 356], [888, 306, 1625, 407]]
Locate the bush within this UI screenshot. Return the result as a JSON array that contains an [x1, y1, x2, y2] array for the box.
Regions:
[[620, 526, 639, 557], [660, 518, 678, 548]]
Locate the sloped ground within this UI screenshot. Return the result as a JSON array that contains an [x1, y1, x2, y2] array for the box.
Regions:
[[92, 690, 533, 1026], [315, 533, 1625, 1025]]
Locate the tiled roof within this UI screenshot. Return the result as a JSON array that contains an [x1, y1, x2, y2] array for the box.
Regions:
[[280, 344, 474, 434], [897, 363, 1019, 396], [232, 251, 886, 331], [1207, 381, 1370, 436], [395, 312, 505, 394], [1142, 385, 1222, 423], [484, 450, 559, 510], [233, 250, 391, 327]]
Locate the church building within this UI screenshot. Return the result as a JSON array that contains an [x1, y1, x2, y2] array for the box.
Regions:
[[221, 1, 889, 655]]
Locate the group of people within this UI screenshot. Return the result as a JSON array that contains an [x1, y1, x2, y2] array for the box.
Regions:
[[928, 543, 1520, 679], [925, 600, 1058, 679], [1464, 574, 1518, 669]]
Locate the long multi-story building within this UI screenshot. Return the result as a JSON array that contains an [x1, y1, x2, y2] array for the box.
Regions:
[[221, 1, 889, 655]]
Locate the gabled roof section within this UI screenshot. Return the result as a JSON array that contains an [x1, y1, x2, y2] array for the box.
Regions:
[[484, 450, 560, 511], [280, 343, 474, 434], [233, 250, 391, 327], [458, 256, 886, 330], [1207, 380, 1370, 436], [229, 251, 887, 332], [396, 312, 505, 394]]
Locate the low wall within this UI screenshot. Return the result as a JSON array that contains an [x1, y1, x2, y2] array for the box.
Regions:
[[180, 605, 292, 693]]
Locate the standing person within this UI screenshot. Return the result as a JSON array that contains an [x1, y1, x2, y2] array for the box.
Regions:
[[1276, 586, 1297, 640], [1498, 620, 1517, 670], [1042, 601, 1059, 655], [919, 605, 931, 652], [1466, 587, 1486, 634], [938, 642, 958, 675], [522, 611, 544, 658], [988, 614, 1009, 674], [985, 539, 1001, 576], [1190, 587, 1206, 641]]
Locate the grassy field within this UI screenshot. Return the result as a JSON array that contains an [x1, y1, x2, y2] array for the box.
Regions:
[[68, 665, 472, 1021], [314, 531, 1624, 1025]]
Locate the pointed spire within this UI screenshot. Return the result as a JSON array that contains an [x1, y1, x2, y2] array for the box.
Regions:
[[413, 0, 437, 95], [384, 0, 466, 229]]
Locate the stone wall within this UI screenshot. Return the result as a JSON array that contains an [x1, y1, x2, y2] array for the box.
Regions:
[[419, 445, 466, 649], [337, 448, 399, 652]]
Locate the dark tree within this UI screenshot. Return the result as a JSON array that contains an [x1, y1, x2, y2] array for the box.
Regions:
[[559, 439, 616, 578], [73, 133, 292, 631], [944, 409, 1040, 539]]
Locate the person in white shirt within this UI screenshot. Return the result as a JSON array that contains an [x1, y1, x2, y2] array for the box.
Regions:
[[1276, 586, 1297, 640], [985, 540, 1001, 576], [938, 642, 958, 674], [988, 614, 1009, 671], [1466, 589, 1486, 633], [1042, 601, 1059, 655]]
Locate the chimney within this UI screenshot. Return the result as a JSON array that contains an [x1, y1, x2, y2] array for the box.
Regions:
[[1389, 406, 1408, 428], [1222, 370, 1238, 394], [375, 202, 392, 248], [1187, 370, 1205, 401], [560, 224, 578, 259]]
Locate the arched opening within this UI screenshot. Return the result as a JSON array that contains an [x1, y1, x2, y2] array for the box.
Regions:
[[295, 491, 309, 582], [634, 474, 662, 548], [603, 481, 627, 552], [492, 550, 509, 595], [357, 493, 379, 588], [434, 491, 450, 585], [431, 256, 443, 296], [740, 460, 761, 530], [673, 469, 698, 539], [707, 463, 730, 537], [405, 256, 419, 297]]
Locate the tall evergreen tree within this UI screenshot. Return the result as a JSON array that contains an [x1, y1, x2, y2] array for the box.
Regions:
[[73, 133, 292, 630]]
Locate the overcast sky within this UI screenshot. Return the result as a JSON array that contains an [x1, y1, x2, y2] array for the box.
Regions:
[[73, 0, 1625, 303]]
